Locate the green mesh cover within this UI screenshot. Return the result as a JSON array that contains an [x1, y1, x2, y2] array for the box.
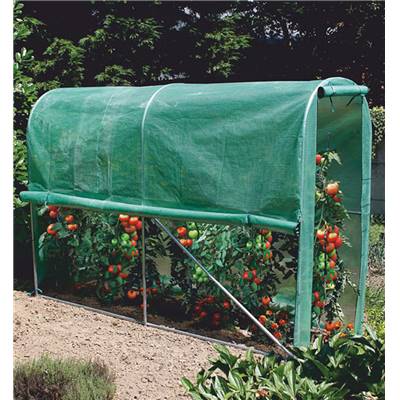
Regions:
[[21, 81, 328, 231], [20, 77, 372, 345]]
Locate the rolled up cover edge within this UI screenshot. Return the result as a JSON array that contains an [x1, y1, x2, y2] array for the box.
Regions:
[[317, 85, 369, 98], [20, 190, 298, 233]]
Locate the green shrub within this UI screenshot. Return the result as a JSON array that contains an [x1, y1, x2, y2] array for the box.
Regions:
[[14, 355, 116, 400], [365, 287, 384, 341], [370, 106, 385, 159], [368, 218, 385, 276], [182, 326, 384, 400]]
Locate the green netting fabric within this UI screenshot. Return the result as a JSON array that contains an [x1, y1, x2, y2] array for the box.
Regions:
[[21, 81, 329, 230]]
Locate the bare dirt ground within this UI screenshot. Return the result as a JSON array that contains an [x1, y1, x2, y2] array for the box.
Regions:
[[13, 291, 237, 400]]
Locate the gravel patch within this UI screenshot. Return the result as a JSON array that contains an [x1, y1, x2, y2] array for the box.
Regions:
[[13, 291, 233, 399]]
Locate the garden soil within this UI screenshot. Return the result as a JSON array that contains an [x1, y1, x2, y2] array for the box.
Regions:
[[14, 290, 245, 399]]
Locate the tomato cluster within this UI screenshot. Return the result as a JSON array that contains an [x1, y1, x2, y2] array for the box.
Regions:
[[46, 206, 79, 236], [176, 222, 199, 248], [256, 308, 290, 340], [192, 295, 231, 329]]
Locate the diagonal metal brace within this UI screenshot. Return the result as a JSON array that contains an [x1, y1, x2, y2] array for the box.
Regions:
[[152, 218, 297, 360]]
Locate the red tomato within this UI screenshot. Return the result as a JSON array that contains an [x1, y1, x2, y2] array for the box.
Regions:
[[64, 214, 74, 223], [108, 265, 115, 273], [271, 322, 279, 330], [129, 217, 139, 226], [316, 229, 326, 240], [261, 296, 271, 306], [258, 315, 267, 325], [177, 226, 187, 237], [335, 237, 343, 248], [48, 205, 58, 212], [278, 319, 286, 326], [186, 239, 193, 247], [119, 272, 128, 279], [49, 210, 58, 219], [127, 290, 138, 300], [254, 277, 262, 285], [273, 331, 282, 340], [119, 214, 129, 222], [223, 301, 230, 310], [212, 312, 221, 321], [264, 241, 271, 249], [316, 154, 322, 165], [199, 311, 207, 319], [124, 226, 136, 233], [325, 243, 335, 253], [327, 233, 338, 243], [67, 224, 78, 231], [47, 224, 57, 236], [325, 182, 339, 196], [135, 220, 142, 230]]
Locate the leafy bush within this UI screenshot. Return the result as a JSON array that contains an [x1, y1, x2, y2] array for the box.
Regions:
[[368, 218, 384, 276], [182, 327, 384, 400], [365, 287, 384, 341], [370, 107, 385, 159], [14, 355, 116, 400]]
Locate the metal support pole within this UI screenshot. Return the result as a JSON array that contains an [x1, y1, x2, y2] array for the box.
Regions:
[[153, 218, 297, 360], [29, 202, 39, 296], [141, 217, 147, 325]]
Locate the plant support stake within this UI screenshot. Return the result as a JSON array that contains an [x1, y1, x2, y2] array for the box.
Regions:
[[153, 218, 297, 360], [141, 217, 147, 325]]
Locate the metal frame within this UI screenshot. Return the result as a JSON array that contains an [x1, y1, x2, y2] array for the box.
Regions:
[[150, 218, 296, 359], [28, 203, 296, 359]]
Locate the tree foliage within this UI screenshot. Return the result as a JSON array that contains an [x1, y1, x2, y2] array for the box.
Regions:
[[14, 0, 384, 278]]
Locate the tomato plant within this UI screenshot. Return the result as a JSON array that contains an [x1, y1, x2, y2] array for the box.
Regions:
[[37, 149, 352, 344]]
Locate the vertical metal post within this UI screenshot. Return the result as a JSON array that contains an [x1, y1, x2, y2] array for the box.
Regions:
[[355, 97, 373, 334], [293, 95, 317, 347], [29, 202, 39, 296], [141, 217, 147, 325]]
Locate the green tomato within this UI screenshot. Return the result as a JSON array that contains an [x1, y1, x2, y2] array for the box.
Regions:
[[188, 230, 199, 239], [121, 233, 130, 241], [256, 235, 262, 243], [246, 241, 253, 249], [195, 266, 202, 274], [318, 253, 326, 262], [187, 222, 196, 230], [111, 238, 118, 246]]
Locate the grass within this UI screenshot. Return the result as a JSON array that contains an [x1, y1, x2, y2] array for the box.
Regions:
[[14, 355, 116, 400], [365, 287, 384, 341], [365, 216, 384, 341]]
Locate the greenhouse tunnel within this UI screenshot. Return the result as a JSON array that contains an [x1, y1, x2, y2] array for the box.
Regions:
[[20, 77, 372, 347]]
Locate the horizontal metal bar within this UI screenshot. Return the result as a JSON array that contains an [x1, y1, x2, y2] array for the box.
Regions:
[[318, 85, 369, 98], [37, 294, 269, 355], [19, 191, 297, 233], [146, 322, 269, 356], [39, 294, 143, 324], [153, 218, 297, 360]]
